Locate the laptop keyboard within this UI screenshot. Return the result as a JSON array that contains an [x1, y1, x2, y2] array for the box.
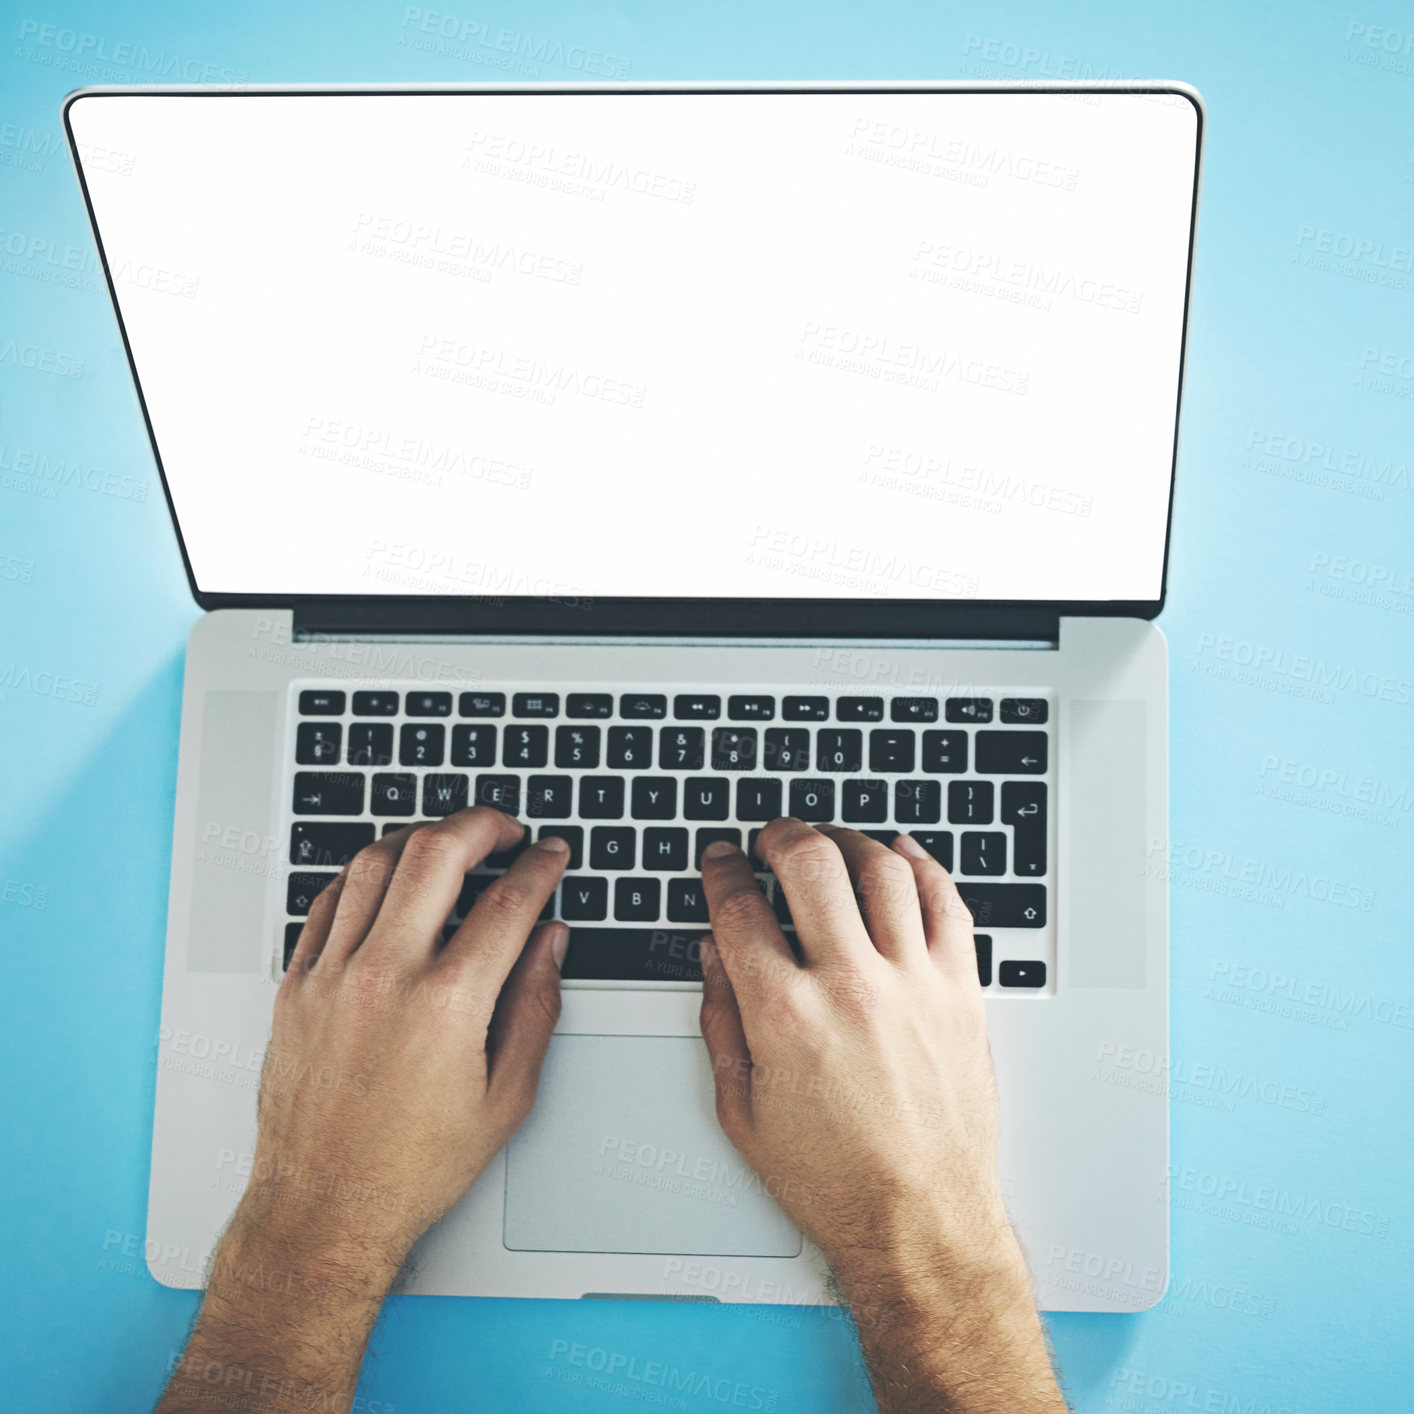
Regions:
[[281, 686, 1053, 991]]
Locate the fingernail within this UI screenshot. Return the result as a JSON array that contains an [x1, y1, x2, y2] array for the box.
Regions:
[[893, 833, 927, 859], [535, 834, 570, 854], [699, 934, 717, 969], [550, 922, 569, 969], [702, 840, 742, 860]]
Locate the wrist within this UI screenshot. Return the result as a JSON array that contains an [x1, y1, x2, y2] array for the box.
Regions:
[[219, 1181, 411, 1300]]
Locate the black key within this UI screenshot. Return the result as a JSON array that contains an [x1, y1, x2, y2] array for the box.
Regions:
[[607, 726, 654, 769], [771, 881, 794, 926], [406, 691, 452, 717], [837, 697, 884, 721], [1000, 959, 1047, 988], [289, 822, 374, 868], [423, 773, 469, 817], [956, 884, 1046, 928], [667, 878, 710, 923], [736, 778, 783, 821], [371, 772, 417, 816], [895, 779, 941, 824], [890, 696, 938, 722], [283, 921, 304, 971], [382, 820, 430, 835], [451, 723, 497, 768], [868, 729, 915, 773], [296, 722, 342, 765], [960, 831, 1007, 876], [976, 730, 1048, 775], [763, 729, 810, 772], [299, 689, 344, 715], [505, 725, 549, 768], [922, 730, 969, 773], [789, 778, 835, 822], [352, 690, 398, 716], [817, 729, 863, 772], [912, 830, 953, 870], [561, 876, 608, 920], [674, 694, 721, 719], [694, 828, 742, 866], [615, 878, 661, 921], [473, 774, 520, 814], [567, 692, 613, 718], [630, 777, 677, 819], [842, 778, 889, 823], [526, 775, 573, 818], [1000, 698, 1048, 725], [643, 827, 689, 871], [620, 693, 667, 719], [513, 692, 559, 717], [660, 726, 705, 770], [286, 871, 336, 915], [974, 934, 993, 987], [486, 837, 530, 868], [400, 723, 444, 766], [536, 825, 583, 869], [783, 696, 829, 721], [459, 692, 505, 717], [747, 828, 766, 868], [728, 695, 775, 720], [684, 777, 730, 820], [579, 777, 625, 818], [554, 724, 600, 769], [946, 697, 993, 723], [456, 873, 494, 916], [1002, 781, 1048, 877], [561, 927, 706, 982], [348, 722, 394, 767], [590, 825, 636, 870], [948, 780, 994, 824], [292, 771, 363, 815], [711, 727, 758, 770]]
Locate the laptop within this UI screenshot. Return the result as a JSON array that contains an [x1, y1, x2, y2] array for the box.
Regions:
[[66, 81, 1201, 1312]]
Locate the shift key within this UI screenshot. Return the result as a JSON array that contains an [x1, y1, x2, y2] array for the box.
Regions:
[[955, 883, 1046, 928]]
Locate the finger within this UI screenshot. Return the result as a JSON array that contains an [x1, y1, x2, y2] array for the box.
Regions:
[[892, 835, 981, 986], [699, 840, 800, 1014], [359, 807, 528, 964], [283, 872, 345, 977], [754, 817, 873, 967], [817, 826, 927, 964], [439, 832, 570, 991], [485, 920, 568, 1106], [317, 822, 425, 969], [698, 933, 752, 1135]]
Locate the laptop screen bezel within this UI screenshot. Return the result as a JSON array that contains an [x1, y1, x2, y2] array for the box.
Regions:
[[63, 81, 1203, 636]]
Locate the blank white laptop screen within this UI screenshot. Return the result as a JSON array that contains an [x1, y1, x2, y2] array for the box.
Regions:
[[68, 90, 1198, 602]]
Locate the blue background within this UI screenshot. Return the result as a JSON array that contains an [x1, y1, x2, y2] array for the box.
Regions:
[[3, 2, 1412, 1410]]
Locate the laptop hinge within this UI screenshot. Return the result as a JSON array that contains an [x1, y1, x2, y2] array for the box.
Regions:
[[290, 597, 1062, 644]]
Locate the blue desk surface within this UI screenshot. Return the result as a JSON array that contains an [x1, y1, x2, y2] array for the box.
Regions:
[[3, 3, 1411, 1410]]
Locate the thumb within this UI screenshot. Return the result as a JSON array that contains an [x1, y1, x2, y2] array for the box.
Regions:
[[485, 921, 566, 1107]]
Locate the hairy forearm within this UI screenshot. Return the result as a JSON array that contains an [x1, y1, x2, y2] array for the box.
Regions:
[[154, 1194, 404, 1414], [830, 1220, 1068, 1414]]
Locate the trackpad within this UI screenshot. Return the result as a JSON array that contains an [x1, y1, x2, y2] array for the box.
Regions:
[[504, 1035, 801, 1258]]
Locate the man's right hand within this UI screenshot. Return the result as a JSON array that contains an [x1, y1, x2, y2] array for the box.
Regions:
[[698, 820, 1067, 1414]]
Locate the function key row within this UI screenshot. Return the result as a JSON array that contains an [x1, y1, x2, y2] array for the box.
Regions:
[[296, 723, 1047, 775], [299, 689, 1049, 725]]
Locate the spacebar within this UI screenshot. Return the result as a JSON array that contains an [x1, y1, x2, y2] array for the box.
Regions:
[[562, 928, 708, 982], [954, 883, 1047, 928]]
